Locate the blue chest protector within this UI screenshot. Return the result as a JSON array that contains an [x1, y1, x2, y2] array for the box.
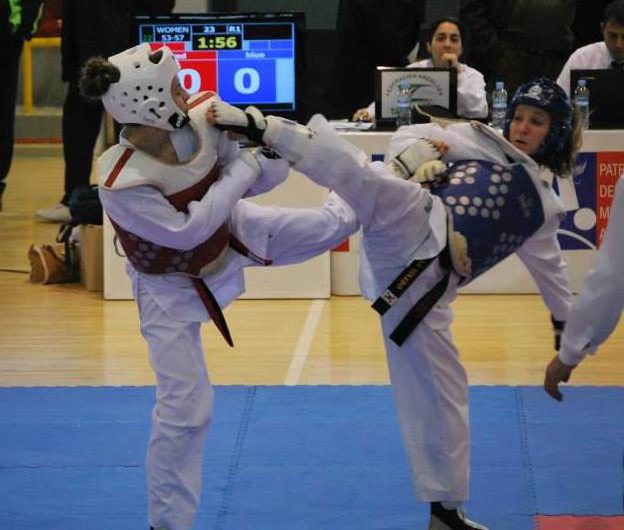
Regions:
[[432, 159, 545, 284], [374, 158, 548, 346]]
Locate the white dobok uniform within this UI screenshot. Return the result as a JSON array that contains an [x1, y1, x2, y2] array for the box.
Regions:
[[280, 116, 572, 502], [97, 95, 358, 530], [559, 175, 624, 366]]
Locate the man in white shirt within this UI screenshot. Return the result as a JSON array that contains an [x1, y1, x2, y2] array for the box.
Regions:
[[557, 0, 624, 96], [544, 175, 624, 401]]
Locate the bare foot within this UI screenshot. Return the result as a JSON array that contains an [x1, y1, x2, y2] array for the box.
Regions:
[[429, 139, 449, 156], [205, 103, 218, 125]]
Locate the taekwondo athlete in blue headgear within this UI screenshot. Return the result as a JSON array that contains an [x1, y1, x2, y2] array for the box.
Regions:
[[203, 77, 582, 530], [503, 77, 573, 171]]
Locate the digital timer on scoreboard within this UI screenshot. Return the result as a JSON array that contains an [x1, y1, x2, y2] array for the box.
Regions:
[[133, 12, 304, 117]]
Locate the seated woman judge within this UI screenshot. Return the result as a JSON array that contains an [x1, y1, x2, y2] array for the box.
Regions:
[[352, 16, 489, 123]]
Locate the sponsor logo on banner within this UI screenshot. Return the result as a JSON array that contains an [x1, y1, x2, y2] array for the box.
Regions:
[[555, 152, 624, 250], [595, 152, 624, 246]]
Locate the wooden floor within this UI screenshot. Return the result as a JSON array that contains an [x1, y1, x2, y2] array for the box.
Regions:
[[1, 146, 623, 389]]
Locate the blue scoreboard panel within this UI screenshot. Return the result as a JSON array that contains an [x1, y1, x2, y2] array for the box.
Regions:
[[135, 13, 302, 113]]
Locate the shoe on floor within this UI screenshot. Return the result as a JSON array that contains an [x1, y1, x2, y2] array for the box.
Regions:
[[429, 502, 489, 530], [28, 244, 73, 284], [36, 203, 70, 222]]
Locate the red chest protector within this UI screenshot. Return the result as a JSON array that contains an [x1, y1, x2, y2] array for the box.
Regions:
[[107, 152, 231, 278], [100, 92, 270, 346]]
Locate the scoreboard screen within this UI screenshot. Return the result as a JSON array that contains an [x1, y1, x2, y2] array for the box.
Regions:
[[133, 12, 304, 117]]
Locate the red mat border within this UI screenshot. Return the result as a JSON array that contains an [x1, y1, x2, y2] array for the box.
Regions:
[[535, 515, 624, 529]]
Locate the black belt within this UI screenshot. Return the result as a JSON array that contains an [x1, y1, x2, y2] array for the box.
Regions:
[[371, 256, 437, 315], [372, 249, 451, 347], [388, 272, 450, 346]]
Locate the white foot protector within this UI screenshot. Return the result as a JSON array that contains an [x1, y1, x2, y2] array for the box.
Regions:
[[388, 139, 442, 180], [262, 116, 316, 165]]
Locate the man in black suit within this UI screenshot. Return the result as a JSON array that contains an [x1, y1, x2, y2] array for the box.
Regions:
[[325, 0, 426, 119], [0, 0, 46, 211]]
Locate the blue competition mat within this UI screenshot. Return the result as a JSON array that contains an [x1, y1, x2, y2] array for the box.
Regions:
[[0, 385, 622, 530]]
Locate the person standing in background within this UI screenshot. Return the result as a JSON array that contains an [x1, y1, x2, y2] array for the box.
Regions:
[[0, 0, 45, 211], [544, 174, 624, 401], [460, 0, 578, 97], [36, 0, 175, 222], [556, 0, 624, 97], [325, 0, 426, 119]]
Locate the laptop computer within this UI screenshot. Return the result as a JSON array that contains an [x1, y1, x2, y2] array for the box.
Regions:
[[374, 67, 458, 130], [570, 69, 624, 129]]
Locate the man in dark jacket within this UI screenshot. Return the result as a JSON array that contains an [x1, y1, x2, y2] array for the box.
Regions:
[[325, 0, 426, 119], [460, 0, 578, 97], [0, 0, 45, 210], [572, 0, 613, 48], [36, 0, 175, 222]]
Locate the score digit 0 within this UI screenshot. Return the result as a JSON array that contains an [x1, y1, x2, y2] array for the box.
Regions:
[[234, 68, 260, 95], [178, 69, 202, 94]]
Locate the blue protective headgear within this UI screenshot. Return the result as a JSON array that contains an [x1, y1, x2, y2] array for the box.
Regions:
[[503, 78, 572, 162]]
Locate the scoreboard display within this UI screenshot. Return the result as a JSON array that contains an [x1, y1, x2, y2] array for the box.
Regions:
[[134, 13, 303, 116]]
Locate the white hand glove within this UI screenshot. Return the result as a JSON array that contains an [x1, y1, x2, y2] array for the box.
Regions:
[[207, 99, 267, 143], [409, 160, 448, 187], [238, 149, 262, 173]]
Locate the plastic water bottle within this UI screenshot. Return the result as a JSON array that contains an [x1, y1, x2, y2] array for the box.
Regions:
[[395, 81, 412, 128], [491, 81, 507, 132], [574, 79, 590, 130]]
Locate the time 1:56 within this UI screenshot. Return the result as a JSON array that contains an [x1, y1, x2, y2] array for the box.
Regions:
[[195, 35, 241, 49]]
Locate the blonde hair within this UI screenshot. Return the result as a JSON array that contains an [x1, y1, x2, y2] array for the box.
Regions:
[[552, 107, 583, 178]]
